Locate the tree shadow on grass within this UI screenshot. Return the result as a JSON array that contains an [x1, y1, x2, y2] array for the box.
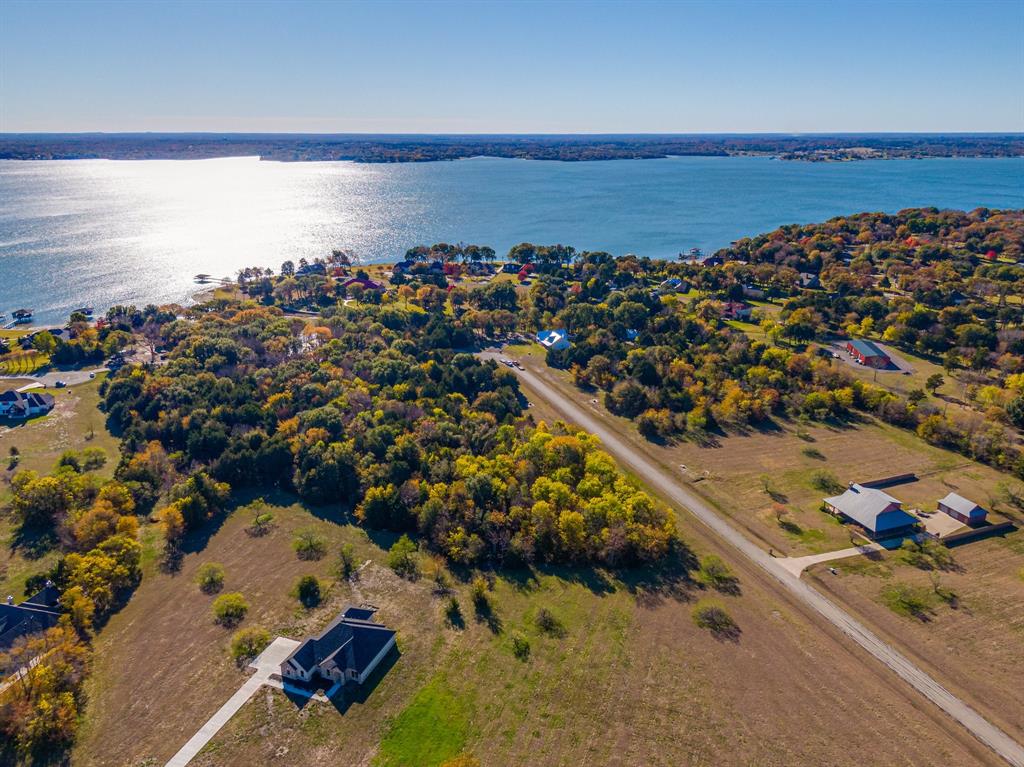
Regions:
[[474, 598, 503, 635], [9, 522, 58, 560], [618, 544, 701, 608]]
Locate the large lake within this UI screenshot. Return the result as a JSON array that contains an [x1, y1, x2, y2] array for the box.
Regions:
[[1, 155, 1021, 324]]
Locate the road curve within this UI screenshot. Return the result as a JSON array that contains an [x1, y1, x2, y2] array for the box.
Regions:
[[498, 355, 1024, 767]]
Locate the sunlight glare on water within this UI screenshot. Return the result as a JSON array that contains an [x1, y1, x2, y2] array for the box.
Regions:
[[0, 155, 1021, 323]]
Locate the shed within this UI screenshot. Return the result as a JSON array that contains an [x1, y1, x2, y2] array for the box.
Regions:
[[937, 493, 987, 526]]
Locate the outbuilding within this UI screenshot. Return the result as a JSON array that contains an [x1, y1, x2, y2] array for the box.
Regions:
[[846, 339, 891, 368], [937, 493, 987, 526]]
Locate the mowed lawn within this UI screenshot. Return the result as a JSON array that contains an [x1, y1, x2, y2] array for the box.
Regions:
[[0, 377, 119, 598], [76, 499, 999, 767], [808, 530, 1024, 744]]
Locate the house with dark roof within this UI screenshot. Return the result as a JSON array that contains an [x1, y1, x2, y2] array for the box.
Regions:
[[1, 582, 61, 650], [280, 606, 396, 687], [340, 276, 385, 292], [937, 493, 987, 526], [845, 339, 891, 369], [824, 484, 918, 539], [0, 390, 55, 420]]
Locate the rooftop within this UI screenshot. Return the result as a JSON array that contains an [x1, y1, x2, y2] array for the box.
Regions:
[[847, 339, 888, 358], [825, 483, 917, 533], [937, 492, 984, 516]]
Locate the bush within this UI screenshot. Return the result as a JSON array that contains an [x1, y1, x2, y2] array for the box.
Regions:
[[387, 534, 419, 580], [445, 596, 464, 628], [510, 632, 530, 660], [230, 626, 270, 663], [470, 576, 490, 612], [534, 607, 565, 637], [295, 575, 322, 608], [881, 582, 934, 619], [691, 599, 738, 637], [195, 562, 225, 594], [212, 592, 249, 627], [337, 543, 357, 579], [292, 528, 327, 560], [80, 447, 108, 471], [809, 469, 843, 493], [696, 554, 739, 593]]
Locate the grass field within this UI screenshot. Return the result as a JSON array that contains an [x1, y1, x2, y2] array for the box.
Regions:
[[511, 347, 1020, 558], [0, 376, 119, 598], [0, 349, 49, 375], [808, 530, 1024, 744], [74, 499, 1000, 766]]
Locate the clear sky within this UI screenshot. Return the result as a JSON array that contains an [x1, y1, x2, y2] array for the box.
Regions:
[[1, 0, 1021, 133]]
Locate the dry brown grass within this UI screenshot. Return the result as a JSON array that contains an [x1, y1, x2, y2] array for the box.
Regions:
[[71, 495, 1002, 767], [808, 531, 1024, 746]]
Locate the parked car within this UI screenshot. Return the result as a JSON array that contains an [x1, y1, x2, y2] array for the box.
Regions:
[[54, 380, 66, 388]]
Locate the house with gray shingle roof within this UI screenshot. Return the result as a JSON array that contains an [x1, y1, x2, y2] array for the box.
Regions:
[[0, 390, 55, 420], [280, 606, 396, 687], [0, 582, 61, 650], [824, 484, 918, 539]]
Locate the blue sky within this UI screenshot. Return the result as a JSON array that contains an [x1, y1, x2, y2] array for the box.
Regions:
[[1, 0, 1021, 133]]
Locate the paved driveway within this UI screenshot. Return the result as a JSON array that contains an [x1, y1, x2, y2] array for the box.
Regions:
[[164, 637, 299, 767]]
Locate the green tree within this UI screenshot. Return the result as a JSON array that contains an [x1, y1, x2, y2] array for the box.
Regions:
[[212, 592, 249, 627], [387, 534, 419, 579]]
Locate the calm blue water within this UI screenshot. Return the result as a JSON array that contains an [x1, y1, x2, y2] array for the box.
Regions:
[[0, 155, 1021, 324]]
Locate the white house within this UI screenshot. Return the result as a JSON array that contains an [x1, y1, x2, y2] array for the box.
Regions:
[[280, 606, 396, 687], [0, 390, 55, 419], [536, 329, 570, 351]]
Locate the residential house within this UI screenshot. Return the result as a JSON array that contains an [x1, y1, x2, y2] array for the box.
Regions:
[[280, 605, 396, 687], [295, 262, 327, 277], [501, 262, 522, 274], [823, 484, 918, 539], [947, 289, 969, 306], [391, 260, 415, 275], [937, 493, 987, 526], [340, 277, 385, 292], [799, 272, 820, 289], [1, 582, 61, 650], [846, 339, 891, 368], [0, 390, 55, 419], [721, 301, 752, 321], [741, 284, 766, 300], [536, 329, 570, 351], [658, 277, 688, 294]]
